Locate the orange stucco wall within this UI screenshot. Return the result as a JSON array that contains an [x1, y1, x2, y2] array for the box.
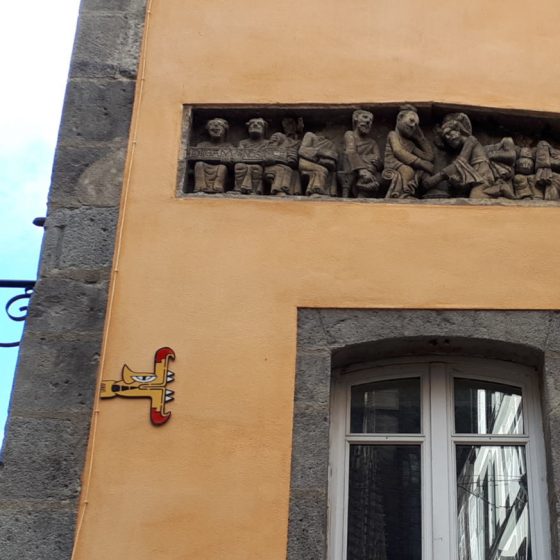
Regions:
[[72, 1, 560, 558]]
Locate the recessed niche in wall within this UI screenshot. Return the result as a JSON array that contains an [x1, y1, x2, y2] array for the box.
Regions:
[[177, 103, 560, 201]]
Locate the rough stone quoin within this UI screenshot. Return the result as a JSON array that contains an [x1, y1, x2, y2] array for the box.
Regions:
[[0, 1, 148, 559]]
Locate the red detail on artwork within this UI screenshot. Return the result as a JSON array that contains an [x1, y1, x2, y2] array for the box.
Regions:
[[155, 347, 175, 363], [151, 408, 171, 426]]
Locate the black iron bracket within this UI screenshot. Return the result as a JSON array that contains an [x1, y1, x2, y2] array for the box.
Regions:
[[0, 280, 36, 348]]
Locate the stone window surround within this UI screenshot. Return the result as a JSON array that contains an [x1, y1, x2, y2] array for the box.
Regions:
[[288, 309, 560, 559]]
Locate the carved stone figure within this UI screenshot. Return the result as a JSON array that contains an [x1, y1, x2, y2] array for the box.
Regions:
[[425, 113, 495, 198], [234, 118, 268, 194], [484, 137, 517, 199], [264, 132, 301, 195], [513, 147, 539, 199], [340, 110, 382, 198], [534, 141, 560, 200], [383, 105, 434, 199], [281, 117, 304, 143], [184, 107, 560, 203], [193, 118, 232, 193], [298, 132, 338, 196]]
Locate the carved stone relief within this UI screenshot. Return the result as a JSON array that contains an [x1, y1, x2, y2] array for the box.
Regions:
[[193, 118, 231, 194], [180, 104, 560, 201]]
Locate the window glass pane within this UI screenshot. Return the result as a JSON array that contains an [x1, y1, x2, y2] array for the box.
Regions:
[[454, 378, 524, 434], [350, 378, 421, 433], [456, 445, 531, 560], [348, 445, 421, 560]]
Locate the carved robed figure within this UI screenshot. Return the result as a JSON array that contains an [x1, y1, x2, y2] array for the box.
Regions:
[[383, 105, 434, 199], [194, 118, 232, 194], [341, 110, 382, 198], [425, 113, 495, 198], [234, 118, 269, 195], [298, 132, 338, 196], [264, 132, 301, 195]]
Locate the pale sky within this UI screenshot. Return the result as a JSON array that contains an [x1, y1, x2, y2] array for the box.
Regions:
[[0, 1, 81, 441]]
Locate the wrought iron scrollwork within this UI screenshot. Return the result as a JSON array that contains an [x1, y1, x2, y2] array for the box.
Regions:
[[0, 280, 35, 348]]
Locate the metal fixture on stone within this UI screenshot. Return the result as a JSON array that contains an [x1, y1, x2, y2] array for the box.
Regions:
[[0, 280, 35, 348]]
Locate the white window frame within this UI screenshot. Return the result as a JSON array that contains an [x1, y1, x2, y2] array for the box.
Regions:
[[328, 356, 551, 560]]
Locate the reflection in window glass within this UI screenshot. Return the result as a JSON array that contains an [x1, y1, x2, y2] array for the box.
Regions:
[[454, 379, 523, 434], [350, 378, 421, 433], [347, 445, 421, 560], [456, 446, 530, 560]]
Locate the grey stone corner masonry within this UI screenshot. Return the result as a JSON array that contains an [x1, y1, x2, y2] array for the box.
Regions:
[[0, 1, 147, 558]]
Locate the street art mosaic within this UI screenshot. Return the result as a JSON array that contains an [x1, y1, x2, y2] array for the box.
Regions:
[[100, 347, 176, 426]]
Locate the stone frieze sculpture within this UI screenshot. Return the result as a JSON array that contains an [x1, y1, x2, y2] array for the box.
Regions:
[[185, 107, 560, 201]]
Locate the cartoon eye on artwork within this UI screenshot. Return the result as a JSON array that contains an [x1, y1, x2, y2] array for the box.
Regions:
[[100, 347, 176, 426]]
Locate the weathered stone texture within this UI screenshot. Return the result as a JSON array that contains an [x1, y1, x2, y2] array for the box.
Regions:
[[25, 278, 109, 333], [287, 489, 328, 560], [58, 80, 135, 144], [288, 309, 560, 560], [293, 350, 331, 406], [0, 416, 89, 501], [0, 507, 76, 560], [39, 208, 119, 272], [81, 0, 147, 15], [48, 144, 116, 208], [0, 0, 147, 558], [76, 147, 127, 207], [291, 403, 330, 490], [9, 333, 100, 416], [70, 13, 144, 79]]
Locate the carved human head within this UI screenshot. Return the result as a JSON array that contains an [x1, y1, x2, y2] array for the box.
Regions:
[[440, 113, 472, 149], [246, 118, 267, 139], [269, 132, 287, 146], [206, 118, 229, 140], [396, 104, 420, 139], [352, 110, 374, 135], [282, 117, 304, 139]]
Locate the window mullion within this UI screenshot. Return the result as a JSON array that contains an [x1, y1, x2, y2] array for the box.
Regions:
[[328, 376, 348, 560], [429, 362, 454, 560], [422, 367, 433, 560], [451, 434, 529, 445], [346, 434, 425, 444]]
